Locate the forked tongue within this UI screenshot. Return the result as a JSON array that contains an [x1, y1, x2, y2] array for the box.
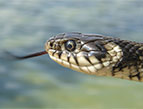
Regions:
[[7, 50, 48, 60]]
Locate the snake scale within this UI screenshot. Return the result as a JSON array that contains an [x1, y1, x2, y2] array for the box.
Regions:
[[13, 32, 143, 82]]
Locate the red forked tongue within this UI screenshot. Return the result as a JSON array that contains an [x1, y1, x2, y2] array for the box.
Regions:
[[7, 50, 48, 60]]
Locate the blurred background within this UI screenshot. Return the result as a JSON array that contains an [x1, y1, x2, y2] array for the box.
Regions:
[[0, 0, 143, 108]]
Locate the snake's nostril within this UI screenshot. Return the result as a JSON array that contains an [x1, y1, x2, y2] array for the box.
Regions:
[[50, 42, 53, 47], [45, 41, 53, 51]]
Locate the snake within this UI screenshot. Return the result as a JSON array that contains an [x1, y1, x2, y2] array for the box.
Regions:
[[12, 32, 143, 82]]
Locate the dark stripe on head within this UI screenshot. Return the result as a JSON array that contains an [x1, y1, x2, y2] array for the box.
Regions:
[[58, 51, 63, 59], [95, 42, 107, 52], [84, 55, 93, 65], [67, 53, 71, 63], [52, 50, 57, 56], [72, 53, 79, 66]]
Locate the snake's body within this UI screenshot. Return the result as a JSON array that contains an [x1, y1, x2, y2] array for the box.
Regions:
[[45, 32, 143, 82]]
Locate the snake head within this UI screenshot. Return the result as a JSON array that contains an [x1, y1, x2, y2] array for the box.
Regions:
[[45, 32, 123, 75]]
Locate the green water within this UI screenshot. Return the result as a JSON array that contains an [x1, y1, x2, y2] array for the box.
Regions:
[[0, 0, 143, 108]]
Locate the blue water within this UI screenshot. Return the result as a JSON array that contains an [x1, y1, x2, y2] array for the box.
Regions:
[[0, 0, 143, 108]]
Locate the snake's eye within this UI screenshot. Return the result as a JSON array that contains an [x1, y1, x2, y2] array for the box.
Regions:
[[65, 40, 76, 51]]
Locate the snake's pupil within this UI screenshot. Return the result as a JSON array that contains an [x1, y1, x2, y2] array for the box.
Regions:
[[65, 40, 76, 51], [67, 44, 72, 49]]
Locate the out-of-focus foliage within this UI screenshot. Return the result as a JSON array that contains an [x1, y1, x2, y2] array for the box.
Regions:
[[0, 0, 143, 108]]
